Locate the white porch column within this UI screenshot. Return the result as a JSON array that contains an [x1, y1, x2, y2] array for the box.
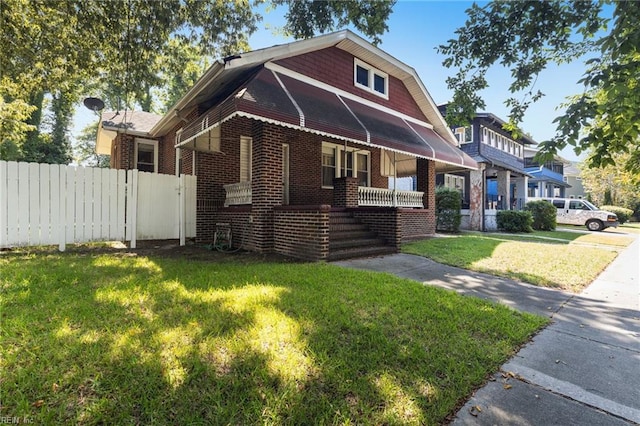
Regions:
[[513, 176, 528, 208], [497, 170, 511, 209]]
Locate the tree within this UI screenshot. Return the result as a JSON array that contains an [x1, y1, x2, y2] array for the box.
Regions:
[[73, 122, 110, 168], [438, 0, 640, 175], [1, 0, 395, 163], [579, 151, 640, 210]]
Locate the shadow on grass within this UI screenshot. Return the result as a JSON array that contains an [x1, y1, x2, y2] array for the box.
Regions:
[[1, 250, 547, 425]]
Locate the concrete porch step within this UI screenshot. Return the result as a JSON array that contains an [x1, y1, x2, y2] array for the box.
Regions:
[[330, 230, 378, 240], [327, 245, 396, 261], [329, 237, 387, 250]]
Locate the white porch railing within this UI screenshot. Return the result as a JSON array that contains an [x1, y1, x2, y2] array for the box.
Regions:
[[358, 187, 424, 208], [224, 181, 252, 206]]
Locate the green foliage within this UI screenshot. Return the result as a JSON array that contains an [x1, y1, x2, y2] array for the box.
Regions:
[[275, 0, 396, 45], [579, 152, 640, 210], [1, 0, 394, 162], [525, 200, 557, 231], [496, 210, 533, 233], [73, 122, 110, 167], [600, 205, 633, 224], [440, 1, 640, 174], [435, 186, 462, 232]]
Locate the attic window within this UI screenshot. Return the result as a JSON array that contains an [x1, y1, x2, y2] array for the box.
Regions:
[[354, 59, 388, 99]]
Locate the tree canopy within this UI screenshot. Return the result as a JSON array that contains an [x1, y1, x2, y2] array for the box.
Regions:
[[439, 0, 640, 176], [1, 0, 395, 163]]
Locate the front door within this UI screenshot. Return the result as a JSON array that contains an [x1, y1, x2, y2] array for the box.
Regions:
[[282, 144, 289, 205]]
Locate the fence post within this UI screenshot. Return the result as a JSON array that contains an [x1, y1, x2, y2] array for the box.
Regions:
[[127, 170, 138, 249], [58, 165, 66, 252], [179, 174, 186, 246]]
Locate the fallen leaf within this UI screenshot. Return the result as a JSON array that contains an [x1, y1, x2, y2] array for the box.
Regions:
[[503, 384, 512, 390], [32, 400, 44, 408], [469, 405, 483, 417]]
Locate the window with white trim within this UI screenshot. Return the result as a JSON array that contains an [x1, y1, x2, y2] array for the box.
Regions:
[[240, 136, 252, 182], [135, 138, 158, 173], [444, 173, 465, 198], [354, 59, 388, 98], [454, 126, 472, 145], [321, 142, 370, 188]]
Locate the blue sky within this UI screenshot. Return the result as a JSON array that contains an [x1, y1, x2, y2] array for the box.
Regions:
[[75, 0, 595, 162]]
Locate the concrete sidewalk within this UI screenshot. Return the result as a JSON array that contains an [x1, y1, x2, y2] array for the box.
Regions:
[[333, 233, 640, 425]]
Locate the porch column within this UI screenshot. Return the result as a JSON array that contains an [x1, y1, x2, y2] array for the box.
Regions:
[[469, 163, 485, 231], [538, 182, 544, 197], [416, 158, 436, 234], [333, 177, 358, 208], [497, 170, 511, 209], [513, 175, 528, 209], [250, 121, 283, 253]]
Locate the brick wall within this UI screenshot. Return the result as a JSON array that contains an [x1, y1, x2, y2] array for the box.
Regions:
[[273, 205, 331, 261], [213, 207, 253, 249], [398, 209, 435, 241], [275, 47, 425, 121]]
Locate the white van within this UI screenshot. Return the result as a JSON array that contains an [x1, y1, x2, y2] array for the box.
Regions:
[[528, 198, 619, 231]]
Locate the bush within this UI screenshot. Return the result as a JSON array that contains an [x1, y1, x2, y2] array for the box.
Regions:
[[496, 210, 533, 233], [600, 205, 633, 225], [435, 186, 462, 232], [525, 200, 557, 230]]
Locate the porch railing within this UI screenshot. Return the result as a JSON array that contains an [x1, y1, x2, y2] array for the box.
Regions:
[[224, 181, 252, 207], [358, 187, 424, 208]]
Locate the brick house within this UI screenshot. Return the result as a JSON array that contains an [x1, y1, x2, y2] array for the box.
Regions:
[[436, 107, 534, 231], [96, 30, 476, 260]]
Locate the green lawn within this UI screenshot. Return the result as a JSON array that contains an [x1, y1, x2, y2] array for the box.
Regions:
[[403, 231, 631, 292], [1, 249, 546, 425]]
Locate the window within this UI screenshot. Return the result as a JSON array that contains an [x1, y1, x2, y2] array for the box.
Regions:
[[240, 136, 252, 182], [322, 145, 337, 187], [454, 126, 472, 145], [321, 142, 370, 188], [443, 173, 465, 198], [135, 139, 158, 173], [356, 153, 369, 187], [354, 59, 388, 98]]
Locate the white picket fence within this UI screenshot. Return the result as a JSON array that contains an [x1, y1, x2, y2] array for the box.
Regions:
[[0, 161, 196, 251]]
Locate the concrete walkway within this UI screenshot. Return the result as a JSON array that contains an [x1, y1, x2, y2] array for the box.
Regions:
[[333, 232, 640, 425]]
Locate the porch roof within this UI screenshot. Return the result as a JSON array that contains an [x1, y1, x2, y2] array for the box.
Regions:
[[177, 67, 477, 170]]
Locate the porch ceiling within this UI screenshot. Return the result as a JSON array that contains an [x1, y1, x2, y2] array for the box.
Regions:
[[178, 67, 477, 171]]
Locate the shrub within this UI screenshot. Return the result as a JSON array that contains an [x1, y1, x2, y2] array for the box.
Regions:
[[496, 210, 533, 233], [600, 205, 633, 225], [435, 186, 462, 232], [525, 200, 557, 230]]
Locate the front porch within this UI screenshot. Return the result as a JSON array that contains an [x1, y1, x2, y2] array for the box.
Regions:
[[224, 181, 424, 208], [216, 174, 434, 261]]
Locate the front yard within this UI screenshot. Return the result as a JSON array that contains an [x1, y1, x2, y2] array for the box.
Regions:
[[403, 228, 635, 292], [1, 247, 546, 425]]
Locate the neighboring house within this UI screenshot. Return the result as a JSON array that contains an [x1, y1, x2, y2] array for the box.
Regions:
[[436, 107, 533, 231], [96, 30, 476, 260], [563, 162, 586, 199], [523, 146, 571, 198]]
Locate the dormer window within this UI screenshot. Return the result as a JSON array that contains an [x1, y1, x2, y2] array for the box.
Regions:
[[354, 59, 388, 99]]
